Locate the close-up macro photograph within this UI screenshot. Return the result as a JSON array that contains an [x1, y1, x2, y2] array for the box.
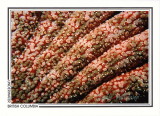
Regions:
[[0, 0, 160, 116], [10, 10, 150, 104]]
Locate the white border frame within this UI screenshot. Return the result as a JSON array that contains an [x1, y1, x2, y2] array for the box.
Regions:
[[8, 7, 152, 107], [0, 0, 160, 116]]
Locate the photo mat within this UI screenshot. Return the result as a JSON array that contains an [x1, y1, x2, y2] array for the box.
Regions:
[[8, 7, 153, 107]]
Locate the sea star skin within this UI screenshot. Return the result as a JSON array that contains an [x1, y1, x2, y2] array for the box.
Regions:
[[11, 11, 74, 61], [30, 11, 116, 79], [46, 29, 148, 103], [11, 11, 73, 99], [11, 11, 40, 32], [40, 11, 74, 21], [11, 11, 42, 60], [11, 11, 116, 101], [78, 63, 148, 103], [11, 11, 73, 66], [15, 11, 149, 103], [10, 11, 149, 104]]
